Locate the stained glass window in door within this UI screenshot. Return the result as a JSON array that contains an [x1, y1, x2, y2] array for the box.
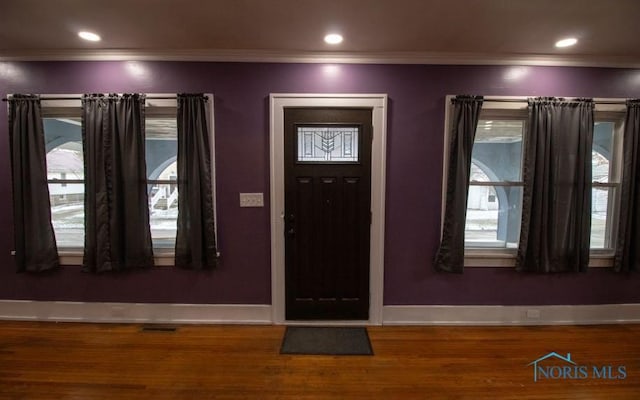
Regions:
[[297, 126, 359, 162]]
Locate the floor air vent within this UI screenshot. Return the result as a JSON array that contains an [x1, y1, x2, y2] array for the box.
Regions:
[[140, 325, 178, 332]]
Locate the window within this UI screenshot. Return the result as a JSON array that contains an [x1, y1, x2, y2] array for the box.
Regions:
[[40, 94, 215, 264], [44, 117, 84, 249], [297, 126, 359, 162], [445, 97, 626, 266], [465, 118, 524, 250], [43, 113, 182, 252], [145, 117, 178, 249], [590, 119, 623, 251]]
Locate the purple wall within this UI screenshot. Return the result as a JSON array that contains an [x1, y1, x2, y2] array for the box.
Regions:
[[1, 61, 639, 306]]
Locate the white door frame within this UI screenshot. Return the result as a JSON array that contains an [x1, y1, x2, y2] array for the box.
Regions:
[[269, 93, 387, 325]]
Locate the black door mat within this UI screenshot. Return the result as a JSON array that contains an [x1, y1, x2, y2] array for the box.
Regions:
[[280, 326, 374, 355]]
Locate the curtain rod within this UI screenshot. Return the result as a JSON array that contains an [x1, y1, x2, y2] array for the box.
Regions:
[[3, 95, 208, 102], [463, 97, 628, 105]]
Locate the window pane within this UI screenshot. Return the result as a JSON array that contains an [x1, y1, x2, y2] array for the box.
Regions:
[[472, 120, 524, 182], [297, 126, 359, 162], [593, 122, 614, 183], [149, 183, 178, 248], [465, 185, 522, 248], [470, 162, 491, 182], [591, 122, 619, 251], [49, 183, 84, 248], [43, 118, 84, 179], [146, 118, 178, 249], [44, 118, 84, 249], [146, 118, 178, 180], [591, 187, 614, 249]]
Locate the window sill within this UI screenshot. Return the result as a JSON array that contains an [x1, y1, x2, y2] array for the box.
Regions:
[[57, 251, 176, 267], [463, 250, 614, 268], [464, 250, 517, 267]]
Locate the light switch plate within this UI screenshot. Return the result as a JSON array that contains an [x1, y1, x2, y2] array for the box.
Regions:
[[239, 192, 264, 207]]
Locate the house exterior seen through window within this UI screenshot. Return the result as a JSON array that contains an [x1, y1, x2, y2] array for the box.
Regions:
[[43, 114, 180, 251], [590, 121, 622, 250], [455, 99, 625, 265], [45, 118, 84, 248], [464, 119, 524, 249], [145, 117, 178, 249]]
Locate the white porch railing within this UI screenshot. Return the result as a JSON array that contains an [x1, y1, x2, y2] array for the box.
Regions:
[[150, 185, 178, 210]]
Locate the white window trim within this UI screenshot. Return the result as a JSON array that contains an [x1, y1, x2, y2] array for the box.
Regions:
[[442, 95, 627, 268], [269, 93, 387, 325], [25, 93, 218, 267]]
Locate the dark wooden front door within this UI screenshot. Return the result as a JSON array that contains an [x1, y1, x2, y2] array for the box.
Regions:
[[284, 108, 372, 320]]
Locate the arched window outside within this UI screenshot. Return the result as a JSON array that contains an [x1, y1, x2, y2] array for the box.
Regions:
[[45, 119, 85, 248], [465, 162, 499, 244], [148, 160, 178, 248], [464, 118, 525, 249]]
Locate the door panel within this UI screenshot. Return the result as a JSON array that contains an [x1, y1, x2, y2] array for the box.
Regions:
[[284, 108, 372, 320]]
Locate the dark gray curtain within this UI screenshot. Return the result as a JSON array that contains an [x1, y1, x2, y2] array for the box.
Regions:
[[82, 94, 154, 272], [614, 99, 640, 272], [434, 95, 484, 273], [8, 95, 59, 272], [175, 94, 217, 269], [516, 98, 594, 273]]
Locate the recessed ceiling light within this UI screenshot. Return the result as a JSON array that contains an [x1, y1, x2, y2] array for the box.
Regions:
[[555, 37, 577, 48], [78, 31, 101, 42], [324, 33, 343, 45]]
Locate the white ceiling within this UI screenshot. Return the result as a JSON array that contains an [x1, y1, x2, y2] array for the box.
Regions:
[[1, 0, 639, 66]]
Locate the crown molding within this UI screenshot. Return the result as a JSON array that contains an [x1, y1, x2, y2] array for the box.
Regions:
[[1, 49, 639, 68]]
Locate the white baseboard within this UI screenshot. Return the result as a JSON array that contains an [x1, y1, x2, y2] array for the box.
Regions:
[[0, 300, 272, 324], [1, 300, 638, 326], [382, 304, 640, 326]]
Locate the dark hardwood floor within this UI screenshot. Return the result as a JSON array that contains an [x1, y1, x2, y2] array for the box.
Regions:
[[0, 322, 639, 399]]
